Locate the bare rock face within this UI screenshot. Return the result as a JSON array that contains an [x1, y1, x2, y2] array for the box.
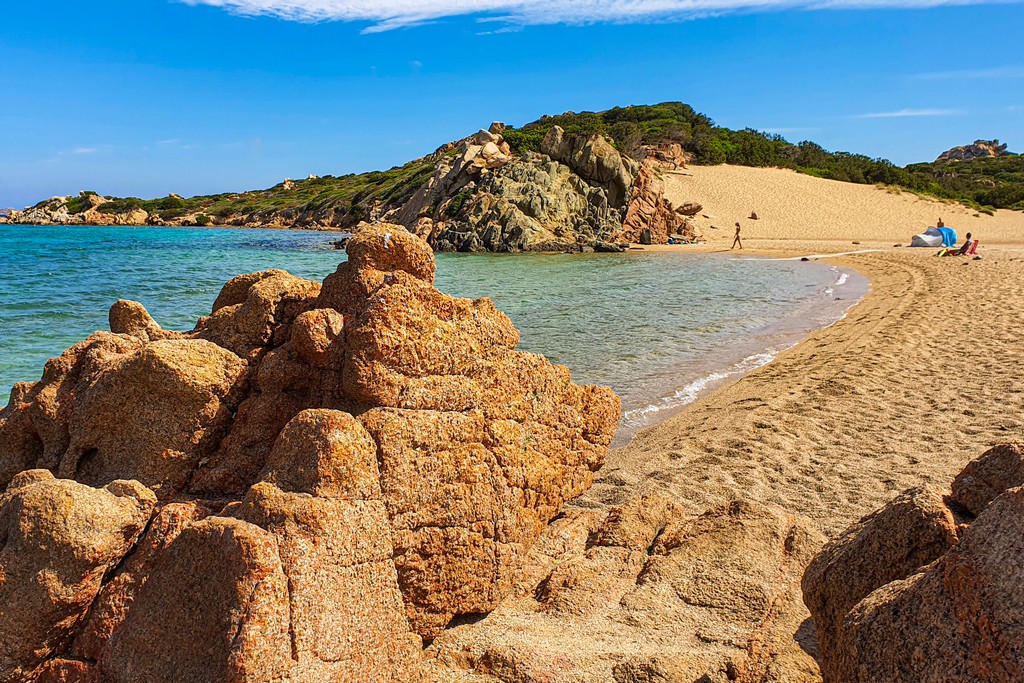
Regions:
[[804, 443, 1024, 682], [801, 486, 960, 680], [0, 472, 155, 683], [541, 126, 638, 207], [0, 224, 620, 680], [614, 164, 697, 245], [936, 139, 1010, 162], [430, 496, 825, 682]]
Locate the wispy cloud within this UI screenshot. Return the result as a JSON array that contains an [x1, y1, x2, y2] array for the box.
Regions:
[[857, 108, 962, 119], [916, 65, 1024, 80], [71, 146, 98, 155], [179, 0, 1024, 32]]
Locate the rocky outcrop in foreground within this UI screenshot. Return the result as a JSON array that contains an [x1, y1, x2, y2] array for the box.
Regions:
[[803, 442, 1024, 682], [936, 139, 1011, 162], [0, 223, 620, 682]]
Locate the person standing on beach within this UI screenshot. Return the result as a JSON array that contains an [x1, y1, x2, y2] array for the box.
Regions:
[[732, 222, 743, 250]]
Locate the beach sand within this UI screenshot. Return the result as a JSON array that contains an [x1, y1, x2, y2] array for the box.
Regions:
[[429, 166, 1024, 681], [663, 164, 1024, 254], [598, 165, 1024, 535]]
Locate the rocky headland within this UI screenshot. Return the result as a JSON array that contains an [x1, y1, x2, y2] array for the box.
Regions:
[[2, 124, 697, 253]]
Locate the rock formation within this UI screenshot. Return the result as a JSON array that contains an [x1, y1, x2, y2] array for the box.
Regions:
[[3, 125, 699, 251], [0, 223, 620, 682], [936, 139, 1011, 162], [803, 442, 1024, 682], [429, 496, 826, 682]]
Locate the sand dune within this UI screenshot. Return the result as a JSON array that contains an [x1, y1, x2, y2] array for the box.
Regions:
[[664, 164, 1024, 251]]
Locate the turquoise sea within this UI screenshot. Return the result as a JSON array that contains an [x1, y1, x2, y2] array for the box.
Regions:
[[0, 225, 866, 442]]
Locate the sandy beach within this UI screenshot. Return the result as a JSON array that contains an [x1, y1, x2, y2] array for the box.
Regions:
[[593, 165, 1024, 536], [428, 166, 1024, 681]]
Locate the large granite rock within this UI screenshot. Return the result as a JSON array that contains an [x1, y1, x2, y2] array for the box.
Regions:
[[936, 139, 1010, 162], [540, 126, 638, 208], [804, 443, 1024, 682], [0, 472, 155, 683], [430, 496, 826, 682], [614, 163, 697, 245], [0, 223, 620, 680]]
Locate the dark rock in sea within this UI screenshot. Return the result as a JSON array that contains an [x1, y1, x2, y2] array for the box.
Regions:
[[594, 241, 627, 253]]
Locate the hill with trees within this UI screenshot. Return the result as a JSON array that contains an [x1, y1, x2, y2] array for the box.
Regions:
[[5, 102, 1021, 234]]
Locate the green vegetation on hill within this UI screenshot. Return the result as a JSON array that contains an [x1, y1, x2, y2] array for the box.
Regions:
[[502, 103, 1023, 212], [32, 102, 1021, 222], [41, 157, 436, 225]]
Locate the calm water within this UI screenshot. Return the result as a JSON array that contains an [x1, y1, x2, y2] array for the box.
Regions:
[[0, 225, 866, 442]]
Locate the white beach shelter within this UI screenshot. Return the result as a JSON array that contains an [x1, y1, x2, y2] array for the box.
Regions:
[[910, 227, 944, 248]]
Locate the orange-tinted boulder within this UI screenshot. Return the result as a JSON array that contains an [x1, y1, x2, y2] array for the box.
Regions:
[[99, 516, 292, 683], [801, 486, 959, 680], [805, 444, 1024, 682], [950, 441, 1024, 516], [0, 221, 620, 680], [0, 472, 155, 683]]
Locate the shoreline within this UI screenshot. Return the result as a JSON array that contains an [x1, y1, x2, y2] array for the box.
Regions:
[[614, 256, 868, 445], [582, 246, 1024, 537]]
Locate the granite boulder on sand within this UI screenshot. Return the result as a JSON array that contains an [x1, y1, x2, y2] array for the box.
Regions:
[[0, 222, 620, 682], [803, 442, 1024, 682]]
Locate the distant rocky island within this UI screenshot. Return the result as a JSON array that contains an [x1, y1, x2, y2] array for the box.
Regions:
[[4, 102, 1022, 250]]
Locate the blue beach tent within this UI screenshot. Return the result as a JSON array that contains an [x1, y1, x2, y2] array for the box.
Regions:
[[937, 227, 957, 247], [910, 226, 958, 247]]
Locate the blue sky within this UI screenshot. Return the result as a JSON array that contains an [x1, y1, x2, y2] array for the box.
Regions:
[[1, 0, 1021, 208]]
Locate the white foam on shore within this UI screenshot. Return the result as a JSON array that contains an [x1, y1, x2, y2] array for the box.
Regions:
[[621, 349, 784, 426], [616, 262, 868, 445]]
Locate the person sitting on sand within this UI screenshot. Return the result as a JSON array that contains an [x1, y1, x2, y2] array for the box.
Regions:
[[732, 222, 743, 250], [938, 232, 974, 257], [937, 217, 945, 228]]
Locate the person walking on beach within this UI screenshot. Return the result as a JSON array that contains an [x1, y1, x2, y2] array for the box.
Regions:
[[732, 222, 743, 250]]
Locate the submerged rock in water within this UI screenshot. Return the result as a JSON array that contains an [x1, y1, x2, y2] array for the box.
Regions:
[[803, 442, 1024, 682], [0, 222, 620, 681]]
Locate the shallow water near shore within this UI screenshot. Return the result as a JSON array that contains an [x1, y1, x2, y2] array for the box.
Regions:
[[0, 225, 866, 442]]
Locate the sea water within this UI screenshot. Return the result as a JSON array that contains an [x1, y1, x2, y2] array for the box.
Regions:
[[0, 225, 866, 443]]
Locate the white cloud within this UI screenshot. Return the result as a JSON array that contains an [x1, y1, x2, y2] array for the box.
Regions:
[[916, 65, 1024, 80], [857, 108, 962, 119], [71, 147, 98, 155], [179, 0, 1023, 31]]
